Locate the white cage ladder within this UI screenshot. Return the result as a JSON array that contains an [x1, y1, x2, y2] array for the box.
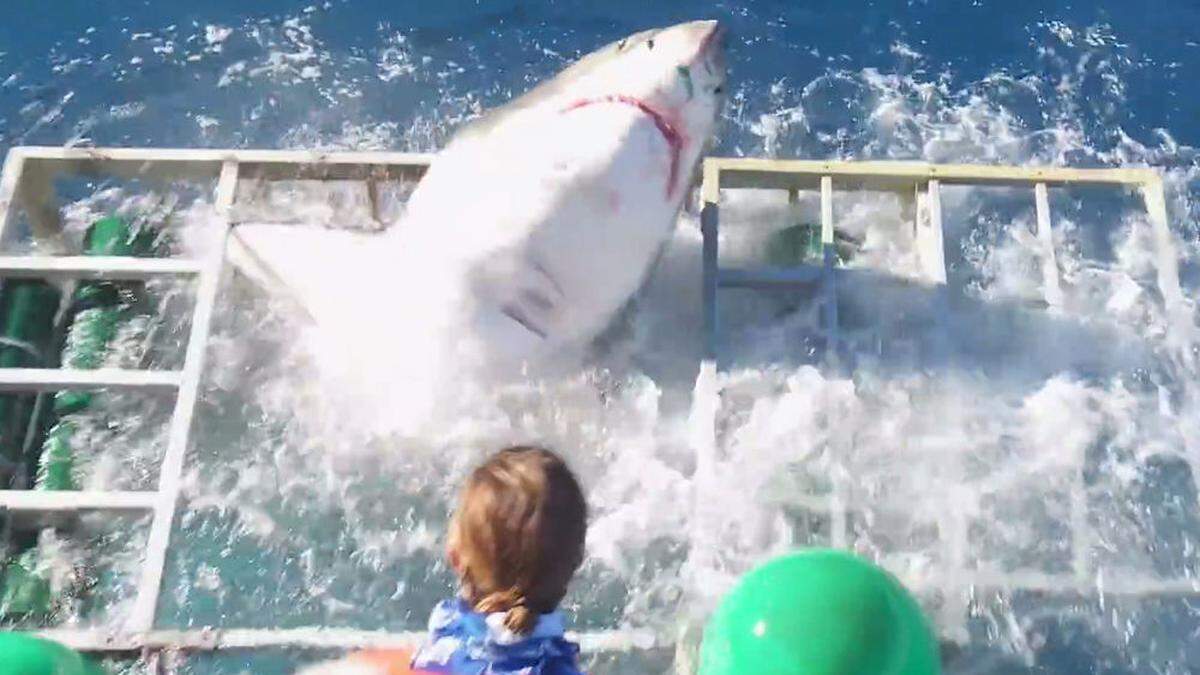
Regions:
[[0, 150, 238, 635]]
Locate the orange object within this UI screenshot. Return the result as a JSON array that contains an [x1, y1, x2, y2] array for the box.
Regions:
[[298, 649, 426, 675], [356, 650, 417, 675]]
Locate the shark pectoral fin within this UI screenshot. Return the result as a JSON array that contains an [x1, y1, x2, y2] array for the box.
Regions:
[[229, 224, 384, 324]]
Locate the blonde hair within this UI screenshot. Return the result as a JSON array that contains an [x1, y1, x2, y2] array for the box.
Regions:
[[449, 446, 587, 635]]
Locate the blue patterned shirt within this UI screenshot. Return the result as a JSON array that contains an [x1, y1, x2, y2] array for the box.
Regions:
[[411, 598, 583, 675]]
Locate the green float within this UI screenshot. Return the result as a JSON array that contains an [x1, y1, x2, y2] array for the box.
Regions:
[[39, 215, 151, 491], [0, 279, 62, 621], [0, 281, 62, 469], [765, 223, 860, 268], [699, 549, 941, 675], [765, 223, 825, 267], [0, 632, 107, 675], [1, 216, 154, 620]]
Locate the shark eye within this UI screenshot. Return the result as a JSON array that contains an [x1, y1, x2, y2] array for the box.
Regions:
[[647, 38, 655, 50]]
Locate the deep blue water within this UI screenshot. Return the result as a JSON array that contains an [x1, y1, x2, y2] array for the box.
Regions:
[[2, 1, 1199, 673], [2, 1, 1198, 158]]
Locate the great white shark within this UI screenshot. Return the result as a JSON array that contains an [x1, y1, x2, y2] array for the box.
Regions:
[[232, 21, 727, 418]]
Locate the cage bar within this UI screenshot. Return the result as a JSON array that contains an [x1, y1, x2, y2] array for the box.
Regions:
[[127, 161, 237, 632]]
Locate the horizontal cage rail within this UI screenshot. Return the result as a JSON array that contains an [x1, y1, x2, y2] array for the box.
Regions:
[[0, 490, 157, 513], [0, 256, 202, 279], [0, 368, 181, 393]]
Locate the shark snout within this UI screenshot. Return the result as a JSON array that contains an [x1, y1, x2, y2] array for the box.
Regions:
[[652, 20, 727, 83], [699, 21, 725, 54], [694, 20, 727, 83]]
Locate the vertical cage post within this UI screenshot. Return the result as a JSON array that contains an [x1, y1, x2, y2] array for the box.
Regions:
[[0, 149, 29, 245], [1034, 182, 1063, 308], [701, 160, 721, 361], [128, 160, 238, 631], [820, 176, 839, 360], [1140, 176, 1185, 313]]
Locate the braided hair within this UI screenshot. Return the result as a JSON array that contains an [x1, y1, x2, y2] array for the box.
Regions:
[[449, 446, 587, 634]]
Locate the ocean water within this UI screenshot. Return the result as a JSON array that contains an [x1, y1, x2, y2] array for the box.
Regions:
[[1, 1, 1199, 674]]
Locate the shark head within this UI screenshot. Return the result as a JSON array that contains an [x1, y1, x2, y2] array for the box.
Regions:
[[456, 20, 727, 197], [553, 20, 727, 193]]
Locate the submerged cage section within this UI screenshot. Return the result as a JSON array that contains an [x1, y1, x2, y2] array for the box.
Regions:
[[694, 155, 1194, 595], [0, 146, 1192, 668]]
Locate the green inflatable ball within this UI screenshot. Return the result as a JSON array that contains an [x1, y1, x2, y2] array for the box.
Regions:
[[0, 633, 107, 675], [699, 549, 940, 675]]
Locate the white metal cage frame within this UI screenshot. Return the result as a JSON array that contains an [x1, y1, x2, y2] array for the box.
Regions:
[[0, 147, 1192, 665], [695, 156, 1197, 602], [699, 157, 1186, 359]]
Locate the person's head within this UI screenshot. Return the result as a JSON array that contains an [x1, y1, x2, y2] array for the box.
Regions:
[[447, 445, 588, 635]]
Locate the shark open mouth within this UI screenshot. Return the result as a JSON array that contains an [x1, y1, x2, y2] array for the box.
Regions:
[[561, 95, 683, 198]]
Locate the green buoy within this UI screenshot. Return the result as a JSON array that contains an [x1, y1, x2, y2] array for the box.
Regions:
[[0, 280, 62, 621], [764, 223, 859, 268], [0, 549, 52, 618], [38, 215, 153, 490], [699, 549, 941, 675], [0, 281, 62, 467], [766, 223, 825, 267], [0, 633, 107, 675], [2, 215, 156, 620], [48, 215, 148, 430]]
